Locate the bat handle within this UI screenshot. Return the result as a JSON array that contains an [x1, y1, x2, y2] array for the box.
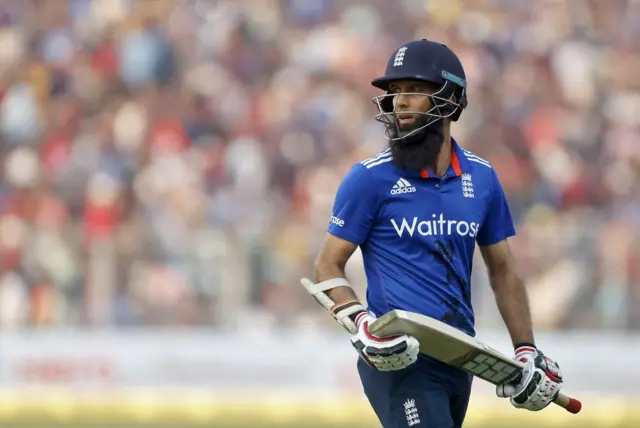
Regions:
[[553, 392, 582, 414]]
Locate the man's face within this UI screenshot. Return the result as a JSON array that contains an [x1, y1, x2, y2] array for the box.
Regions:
[[388, 80, 439, 131], [385, 79, 446, 172]]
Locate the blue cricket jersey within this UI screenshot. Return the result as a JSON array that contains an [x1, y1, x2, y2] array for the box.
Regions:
[[328, 138, 516, 336]]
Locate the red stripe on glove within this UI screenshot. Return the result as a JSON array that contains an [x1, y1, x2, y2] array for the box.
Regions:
[[362, 320, 401, 343], [355, 312, 369, 328], [515, 346, 536, 356]]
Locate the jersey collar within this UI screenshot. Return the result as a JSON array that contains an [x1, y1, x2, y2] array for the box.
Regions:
[[418, 137, 468, 179]]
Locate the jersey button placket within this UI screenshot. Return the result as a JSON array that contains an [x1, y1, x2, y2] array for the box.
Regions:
[[435, 172, 449, 190]]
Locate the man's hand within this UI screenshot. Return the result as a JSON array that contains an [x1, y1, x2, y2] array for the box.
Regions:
[[350, 312, 419, 371], [496, 345, 564, 411]]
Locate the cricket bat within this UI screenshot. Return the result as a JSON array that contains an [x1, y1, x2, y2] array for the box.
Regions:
[[368, 310, 582, 414]]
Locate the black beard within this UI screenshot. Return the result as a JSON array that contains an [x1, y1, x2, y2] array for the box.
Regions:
[[388, 119, 445, 172]]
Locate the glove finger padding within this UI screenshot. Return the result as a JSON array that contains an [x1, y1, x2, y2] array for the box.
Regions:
[[351, 336, 377, 369], [366, 340, 408, 357], [496, 380, 517, 398], [513, 373, 561, 411], [368, 336, 420, 371], [505, 348, 564, 411], [351, 315, 419, 371]]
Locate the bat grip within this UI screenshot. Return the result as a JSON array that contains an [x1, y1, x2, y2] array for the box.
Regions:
[[553, 392, 582, 414]]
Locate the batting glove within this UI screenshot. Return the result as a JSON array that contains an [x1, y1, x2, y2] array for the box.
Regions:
[[497, 345, 564, 411], [350, 312, 420, 371]]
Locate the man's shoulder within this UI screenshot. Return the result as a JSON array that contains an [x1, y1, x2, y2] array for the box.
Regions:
[[336, 149, 397, 195], [337, 150, 394, 195], [357, 149, 394, 174]]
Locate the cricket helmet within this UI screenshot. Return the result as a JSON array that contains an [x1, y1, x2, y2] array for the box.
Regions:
[[371, 39, 468, 143]]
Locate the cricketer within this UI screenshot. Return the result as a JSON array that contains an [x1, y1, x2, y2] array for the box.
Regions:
[[302, 39, 564, 428]]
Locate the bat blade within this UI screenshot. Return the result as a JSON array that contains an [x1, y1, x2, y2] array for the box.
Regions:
[[369, 310, 582, 414]]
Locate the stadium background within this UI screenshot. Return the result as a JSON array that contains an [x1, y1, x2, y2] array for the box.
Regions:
[[0, 0, 639, 426]]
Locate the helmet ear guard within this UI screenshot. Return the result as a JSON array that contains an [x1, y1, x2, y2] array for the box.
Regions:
[[438, 70, 467, 122], [450, 88, 467, 122]]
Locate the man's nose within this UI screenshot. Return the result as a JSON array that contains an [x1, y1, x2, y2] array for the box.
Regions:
[[393, 93, 410, 111]]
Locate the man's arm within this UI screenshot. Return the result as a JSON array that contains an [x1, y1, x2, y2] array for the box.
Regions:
[[307, 232, 420, 371], [314, 233, 361, 306], [301, 162, 377, 333], [480, 238, 535, 347], [483, 239, 570, 411], [476, 171, 566, 410]]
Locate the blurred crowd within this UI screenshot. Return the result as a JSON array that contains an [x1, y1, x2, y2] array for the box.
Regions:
[[0, 0, 639, 331]]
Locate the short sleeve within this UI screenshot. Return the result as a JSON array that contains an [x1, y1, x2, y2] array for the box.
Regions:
[[328, 164, 378, 245], [476, 168, 516, 246]]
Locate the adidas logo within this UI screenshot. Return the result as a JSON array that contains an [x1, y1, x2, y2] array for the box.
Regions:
[[391, 178, 416, 195]]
